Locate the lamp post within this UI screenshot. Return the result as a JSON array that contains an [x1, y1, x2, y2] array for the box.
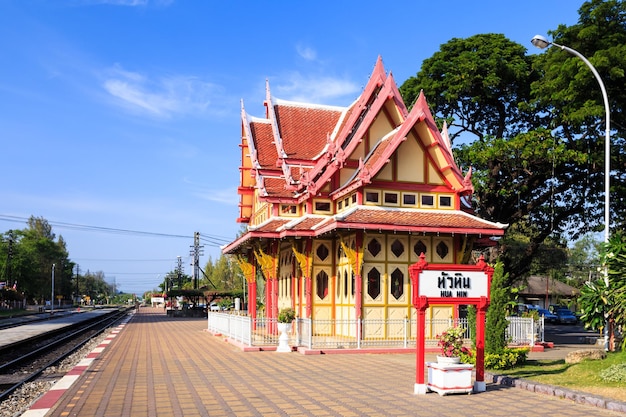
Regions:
[[531, 34, 611, 350], [51, 263, 55, 315]]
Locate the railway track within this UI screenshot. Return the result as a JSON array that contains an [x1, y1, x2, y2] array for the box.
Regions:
[[0, 307, 132, 405]]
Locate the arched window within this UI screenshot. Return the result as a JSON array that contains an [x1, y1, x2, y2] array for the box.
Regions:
[[367, 268, 381, 299], [391, 268, 404, 300], [316, 270, 329, 299]]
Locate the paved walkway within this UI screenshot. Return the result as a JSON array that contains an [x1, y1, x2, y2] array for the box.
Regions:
[[36, 308, 624, 417]]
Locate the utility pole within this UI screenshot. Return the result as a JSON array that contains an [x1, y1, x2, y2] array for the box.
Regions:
[[51, 264, 55, 314], [75, 264, 80, 304], [4, 230, 14, 283], [190, 232, 204, 289], [176, 256, 183, 289]]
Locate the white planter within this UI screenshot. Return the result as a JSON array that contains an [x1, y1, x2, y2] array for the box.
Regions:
[[276, 322, 293, 352], [436, 356, 461, 365], [427, 362, 474, 396]]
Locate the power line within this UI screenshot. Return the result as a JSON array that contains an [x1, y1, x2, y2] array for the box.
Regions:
[[0, 214, 234, 244], [72, 258, 174, 262]]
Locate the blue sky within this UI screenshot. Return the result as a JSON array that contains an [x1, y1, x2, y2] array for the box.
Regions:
[[1, 0, 582, 296]]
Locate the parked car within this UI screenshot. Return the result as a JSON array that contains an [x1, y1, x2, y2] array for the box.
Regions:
[[209, 302, 220, 311], [536, 308, 558, 324], [527, 306, 558, 323], [555, 308, 578, 324]]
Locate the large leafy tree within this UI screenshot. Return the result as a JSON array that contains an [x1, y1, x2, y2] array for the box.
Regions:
[[401, 33, 536, 142], [531, 0, 626, 232], [400, 1, 626, 281], [0, 217, 74, 303]]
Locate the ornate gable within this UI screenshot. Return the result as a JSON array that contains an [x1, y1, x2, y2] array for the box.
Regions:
[[229, 56, 504, 248]]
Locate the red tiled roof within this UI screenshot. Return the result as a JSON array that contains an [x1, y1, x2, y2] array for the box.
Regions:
[[249, 121, 276, 169], [222, 207, 506, 254], [275, 104, 343, 160], [329, 207, 506, 235], [253, 218, 291, 232], [263, 177, 292, 198]]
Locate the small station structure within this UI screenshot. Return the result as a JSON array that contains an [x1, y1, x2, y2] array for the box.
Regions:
[[222, 56, 507, 346]]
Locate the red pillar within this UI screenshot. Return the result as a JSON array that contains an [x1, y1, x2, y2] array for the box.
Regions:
[[414, 297, 429, 394], [354, 231, 363, 319], [474, 296, 488, 392]]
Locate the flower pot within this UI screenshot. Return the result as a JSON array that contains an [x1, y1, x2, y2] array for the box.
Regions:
[[436, 355, 461, 365], [276, 322, 293, 352], [427, 362, 474, 395]]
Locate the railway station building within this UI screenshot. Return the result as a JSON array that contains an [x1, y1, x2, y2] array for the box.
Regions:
[[222, 57, 507, 337]]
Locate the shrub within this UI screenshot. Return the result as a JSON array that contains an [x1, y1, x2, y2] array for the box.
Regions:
[[599, 363, 626, 383], [277, 307, 296, 323], [460, 347, 529, 370]]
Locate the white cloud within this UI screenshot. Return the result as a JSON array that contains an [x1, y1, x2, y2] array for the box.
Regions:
[[102, 64, 219, 118], [296, 44, 317, 61], [274, 72, 360, 105]]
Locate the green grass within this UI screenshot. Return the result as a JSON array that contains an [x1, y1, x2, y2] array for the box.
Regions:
[[0, 308, 35, 318], [493, 349, 626, 402]]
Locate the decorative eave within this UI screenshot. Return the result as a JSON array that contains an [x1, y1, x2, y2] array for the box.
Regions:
[[223, 205, 508, 255], [316, 206, 508, 237], [241, 100, 262, 170], [307, 65, 407, 197]]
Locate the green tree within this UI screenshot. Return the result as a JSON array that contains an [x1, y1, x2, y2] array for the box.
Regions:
[[0, 217, 74, 303], [485, 261, 511, 354], [602, 230, 626, 350], [400, 2, 626, 280], [567, 234, 602, 287], [530, 0, 626, 235], [400, 33, 535, 142]]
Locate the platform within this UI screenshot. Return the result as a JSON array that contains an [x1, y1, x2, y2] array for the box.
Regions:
[[0, 309, 118, 348], [24, 308, 624, 417]]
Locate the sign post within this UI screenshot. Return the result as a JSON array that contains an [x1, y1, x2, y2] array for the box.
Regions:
[[409, 254, 493, 394]]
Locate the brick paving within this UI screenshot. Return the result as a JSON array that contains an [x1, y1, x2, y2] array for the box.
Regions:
[[45, 308, 624, 417]]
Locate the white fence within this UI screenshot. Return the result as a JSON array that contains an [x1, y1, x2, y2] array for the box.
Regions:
[[208, 313, 542, 350]]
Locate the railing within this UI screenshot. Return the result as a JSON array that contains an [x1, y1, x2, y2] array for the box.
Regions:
[[506, 315, 543, 345], [208, 313, 542, 350]]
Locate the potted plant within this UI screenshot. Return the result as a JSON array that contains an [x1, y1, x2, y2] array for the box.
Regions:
[[436, 325, 470, 364], [278, 307, 296, 323], [428, 325, 474, 395], [276, 307, 296, 352]]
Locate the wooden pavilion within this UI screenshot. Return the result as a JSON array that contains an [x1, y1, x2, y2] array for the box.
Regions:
[[222, 57, 507, 333]]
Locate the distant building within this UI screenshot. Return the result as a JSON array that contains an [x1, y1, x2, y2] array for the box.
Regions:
[[222, 57, 507, 334], [515, 275, 580, 309]]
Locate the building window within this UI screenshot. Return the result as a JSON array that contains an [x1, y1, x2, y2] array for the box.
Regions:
[[414, 240, 427, 257], [421, 194, 435, 207], [316, 244, 329, 261], [352, 194, 357, 204], [281, 205, 297, 215], [337, 200, 343, 210], [351, 271, 355, 296], [316, 270, 329, 299], [314, 201, 331, 212], [384, 192, 398, 205], [367, 238, 382, 257], [365, 191, 380, 204], [391, 268, 404, 300], [367, 268, 381, 299], [343, 270, 349, 298], [391, 239, 405, 258], [436, 241, 449, 260], [403, 193, 416, 206], [439, 195, 452, 208]]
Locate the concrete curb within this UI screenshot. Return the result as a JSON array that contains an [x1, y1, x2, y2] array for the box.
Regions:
[[486, 371, 626, 414]]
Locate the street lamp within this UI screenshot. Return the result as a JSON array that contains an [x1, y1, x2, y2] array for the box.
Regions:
[[51, 263, 55, 315], [531, 34, 611, 350]]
